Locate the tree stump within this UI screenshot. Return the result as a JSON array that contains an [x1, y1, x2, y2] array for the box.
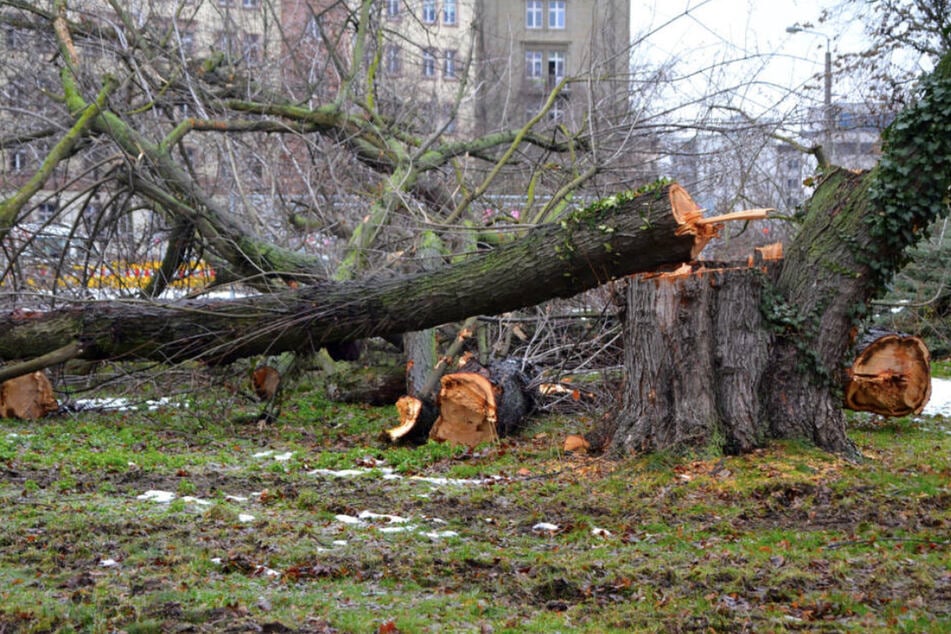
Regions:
[[596, 264, 774, 455]]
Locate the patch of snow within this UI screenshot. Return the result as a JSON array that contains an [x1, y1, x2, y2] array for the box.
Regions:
[[309, 467, 376, 478], [181, 496, 212, 506], [73, 396, 176, 412], [358, 510, 409, 523], [99, 558, 120, 568], [238, 514, 255, 523], [922, 378, 951, 417], [255, 565, 281, 578], [378, 525, 417, 533], [423, 530, 459, 539], [335, 514, 364, 525], [308, 466, 507, 487], [532, 522, 560, 532], [332, 540, 348, 546], [225, 494, 248, 502], [272, 451, 294, 462], [136, 490, 176, 503], [591, 527, 612, 537], [252, 450, 274, 458]]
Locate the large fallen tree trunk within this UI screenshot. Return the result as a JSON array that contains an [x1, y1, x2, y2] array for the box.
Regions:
[[0, 183, 730, 368]]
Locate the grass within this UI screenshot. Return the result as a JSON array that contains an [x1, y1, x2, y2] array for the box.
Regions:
[[0, 381, 948, 633]]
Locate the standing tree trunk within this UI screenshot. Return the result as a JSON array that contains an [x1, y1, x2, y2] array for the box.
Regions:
[[599, 53, 951, 458], [592, 264, 774, 456]]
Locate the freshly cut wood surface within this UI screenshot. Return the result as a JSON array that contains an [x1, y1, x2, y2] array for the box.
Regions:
[[0, 371, 58, 420], [429, 372, 499, 447], [844, 333, 931, 416]]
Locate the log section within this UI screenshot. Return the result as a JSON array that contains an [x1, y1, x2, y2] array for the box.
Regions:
[[844, 332, 931, 416]]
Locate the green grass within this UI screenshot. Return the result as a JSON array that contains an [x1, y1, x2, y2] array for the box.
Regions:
[[0, 383, 947, 633]]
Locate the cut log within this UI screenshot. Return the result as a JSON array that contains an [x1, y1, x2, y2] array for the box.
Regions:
[[0, 183, 743, 366], [385, 358, 536, 446], [429, 372, 499, 447], [324, 363, 406, 405], [844, 332, 931, 416], [382, 395, 439, 444], [252, 365, 281, 401], [0, 371, 58, 420]]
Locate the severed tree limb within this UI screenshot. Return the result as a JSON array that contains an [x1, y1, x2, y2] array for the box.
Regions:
[[0, 341, 83, 383], [0, 183, 724, 366]]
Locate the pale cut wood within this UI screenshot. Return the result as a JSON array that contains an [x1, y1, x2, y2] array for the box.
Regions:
[[0, 371, 58, 420], [844, 334, 931, 416], [383, 395, 437, 444], [429, 372, 499, 447], [754, 242, 784, 261], [252, 366, 281, 401]]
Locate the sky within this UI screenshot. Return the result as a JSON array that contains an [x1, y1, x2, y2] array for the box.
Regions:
[[629, 0, 870, 120]]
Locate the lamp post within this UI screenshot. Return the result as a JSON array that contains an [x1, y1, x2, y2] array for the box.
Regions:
[[786, 25, 833, 161]]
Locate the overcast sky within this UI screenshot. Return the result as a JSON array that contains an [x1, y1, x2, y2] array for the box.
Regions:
[[630, 0, 869, 119]]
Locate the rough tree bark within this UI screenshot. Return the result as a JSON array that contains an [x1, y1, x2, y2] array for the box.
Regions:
[[0, 184, 721, 367]]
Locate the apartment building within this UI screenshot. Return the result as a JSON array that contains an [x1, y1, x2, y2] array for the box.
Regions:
[[373, 0, 631, 135], [475, 0, 630, 133]]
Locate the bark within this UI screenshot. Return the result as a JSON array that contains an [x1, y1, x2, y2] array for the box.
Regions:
[[595, 264, 774, 456], [598, 264, 933, 457], [0, 183, 717, 365]]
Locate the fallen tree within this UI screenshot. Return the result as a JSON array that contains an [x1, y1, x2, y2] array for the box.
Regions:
[[0, 183, 735, 369]]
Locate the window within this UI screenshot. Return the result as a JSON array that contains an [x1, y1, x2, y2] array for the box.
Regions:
[[385, 45, 402, 75], [9, 148, 27, 172], [548, 51, 566, 86], [36, 201, 58, 223], [526, 51, 542, 78], [244, 33, 260, 64], [218, 0, 234, 6], [444, 49, 457, 79], [179, 30, 195, 56], [304, 15, 321, 40], [548, 1, 565, 29], [442, 104, 457, 133], [386, 0, 400, 19], [242, 0, 259, 7], [526, 1, 542, 29], [422, 48, 436, 78], [422, 0, 436, 23], [549, 95, 567, 121], [216, 31, 238, 56], [443, 0, 457, 25]]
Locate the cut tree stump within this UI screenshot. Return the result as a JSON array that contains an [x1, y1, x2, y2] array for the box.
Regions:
[[0, 371, 58, 420], [844, 331, 931, 416], [384, 358, 536, 446]]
